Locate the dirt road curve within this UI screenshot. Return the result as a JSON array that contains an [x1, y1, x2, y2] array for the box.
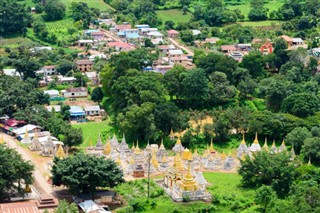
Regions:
[[168, 38, 194, 56], [4, 134, 53, 195]]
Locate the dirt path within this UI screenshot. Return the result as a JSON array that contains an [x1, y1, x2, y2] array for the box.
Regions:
[[4, 134, 53, 196], [168, 38, 194, 56], [100, 28, 122, 42]]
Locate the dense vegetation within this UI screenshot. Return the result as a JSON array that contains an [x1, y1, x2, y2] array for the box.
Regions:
[[0, 145, 34, 201]]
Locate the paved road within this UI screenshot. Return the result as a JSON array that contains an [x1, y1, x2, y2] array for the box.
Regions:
[[4, 134, 53, 195], [168, 38, 194, 56]]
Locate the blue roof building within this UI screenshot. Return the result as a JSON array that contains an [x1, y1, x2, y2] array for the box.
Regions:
[[69, 106, 85, 118]]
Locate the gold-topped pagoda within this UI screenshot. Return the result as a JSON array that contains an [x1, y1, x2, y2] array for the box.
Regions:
[[151, 150, 159, 168], [209, 139, 215, 153], [55, 145, 65, 159], [179, 162, 198, 191], [263, 137, 269, 151], [182, 148, 191, 160], [173, 154, 184, 171], [103, 138, 111, 155], [134, 141, 141, 155]]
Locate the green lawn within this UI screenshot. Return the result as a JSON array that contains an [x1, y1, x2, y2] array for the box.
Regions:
[[156, 9, 192, 25], [227, 1, 284, 20], [115, 172, 256, 212], [72, 120, 117, 148]]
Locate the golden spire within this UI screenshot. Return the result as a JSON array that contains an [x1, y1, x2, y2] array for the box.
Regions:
[[209, 138, 215, 153], [55, 144, 65, 159], [134, 140, 141, 154], [241, 133, 246, 145], [176, 137, 181, 145], [160, 138, 165, 149], [291, 146, 295, 159], [263, 137, 268, 151], [151, 150, 159, 168], [180, 161, 198, 191], [272, 139, 276, 146], [281, 139, 286, 146], [182, 148, 191, 160], [116, 154, 121, 166], [308, 157, 311, 165], [162, 155, 167, 163], [130, 156, 135, 165], [170, 128, 174, 137], [103, 138, 111, 155], [132, 143, 135, 150], [194, 148, 198, 156], [173, 154, 183, 171], [24, 127, 29, 140], [253, 132, 259, 144], [220, 151, 226, 159]]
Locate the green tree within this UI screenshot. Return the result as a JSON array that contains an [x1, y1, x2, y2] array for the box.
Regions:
[[180, 68, 209, 107], [44, 0, 66, 21], [62, 127, 83, 149], [301, 137, 320, 166], [241, 51, 265, 78], [144, 38, 155, 48], [281, 93, 320, 118], [239, 151, 299, 198], [164, 65, 186, 99], [74, 72, 89, 87], [91, 87, 104, 102], [180, 30, 194, 43], [0, 0, 32, 36], [154, 102, 179, 134], [285, 127, 312, 154], [255, 185, 277, 211], [0, 145, 34, 200], [52, 153, 124, 198], [55, 200, 78, 213], [56, 59, 73, 75]]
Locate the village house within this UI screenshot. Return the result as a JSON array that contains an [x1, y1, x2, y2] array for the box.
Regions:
[[84, 105, 101, 116], [169, 55, 190, 66], [135, 24, 150, 29], [44, 90, 60, 99], [280, 35, 306, 49], [107, 41, 134, 52], [259, 42, 273, 55], [63, 87, 88, 98], [220, 45, 237, 53], [85, 72, 99, 84], [2, 68, 21, 79], [168, 49, 184, 58], [98, 19, 116, 27], [57, 76, 75, 84], [91, 31, 105, 40], [147, 31, 163, 39], [154, 65, 174, 74], [77, 40, 95, 48], [191, 30, 201, 36], [111, 24, 132, 33], [151, 38, 163, 45], [158, 45, 176, 54], [140, 28, 158, 36], [36, 65, 57, 76], [167, 29, 179, 38], [235, 43, 252, 52], [76, 59, 94, 72], [69, 106, 86, 121], [45, 105, 61, 112], [229, 52, 244, 62]]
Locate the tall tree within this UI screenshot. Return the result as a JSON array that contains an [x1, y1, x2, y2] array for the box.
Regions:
[[285, 127, 312, 154], [52, 153, 124, 198], [0, 0, 32, 36], [44, 0, 66, 21], [0, 145, 34, 200]]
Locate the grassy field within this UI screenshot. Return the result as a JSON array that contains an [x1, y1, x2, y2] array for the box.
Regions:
[[227, 1, 283, 20], [72, 119, 117, 148], [115, 172, 256, 212], [239, 20, 282, 27], [46, 19, 75, 36], [156, 9, 192, 25], [19, 0, 114, 12]]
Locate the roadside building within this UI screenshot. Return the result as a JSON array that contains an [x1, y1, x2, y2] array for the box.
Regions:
[[167, 29, 179, 38]]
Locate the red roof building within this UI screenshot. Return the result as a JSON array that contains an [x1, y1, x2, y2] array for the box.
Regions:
[[0, 201, 41, 213], [259, 42, 273, 55], [167, 29, 179, 38]]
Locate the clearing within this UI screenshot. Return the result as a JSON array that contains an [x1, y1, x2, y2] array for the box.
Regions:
[[156, 9, 192, 25]]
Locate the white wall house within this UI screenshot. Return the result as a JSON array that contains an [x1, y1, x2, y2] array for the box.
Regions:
[[63, 87, 88, 98], [84, 105, 101, 116]]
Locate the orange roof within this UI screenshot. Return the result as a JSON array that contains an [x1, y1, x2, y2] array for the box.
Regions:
[[115, 24, 131, 30], [281, 35, 292, 42], [0, 201, 41, 213], [167, 29, 179, 34]]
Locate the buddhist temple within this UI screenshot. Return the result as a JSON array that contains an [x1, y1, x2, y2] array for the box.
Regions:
[[182, 148, 192, 161], [55, 144, 65, 159], [169, 128, 175, 140], [21, 128, 32, 144], [151, 150, 159, 169], [110, 134, 119, 149], [237, 134, 249, 158], [41, 135, 55, 157], [270, 140, 278, 154], [117, 134, 130, 152], [95, 134, 104, 150], [250, 132, 261, 152], [133, 164, 145, 178], [157, 139, 168, 162], [278, 139, 287, 153], [173, 154, 184, 171], [30, 132, 41, 151], [172, 137, 184, 154], [262, 137, 269, 151]]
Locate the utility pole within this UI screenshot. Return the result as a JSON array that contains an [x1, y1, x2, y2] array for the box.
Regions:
[[147, 153, 152, 200]]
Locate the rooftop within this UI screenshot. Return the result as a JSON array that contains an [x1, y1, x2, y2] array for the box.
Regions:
[[44, 90, 59, 96], [84, 105, 101, 111], [168, 49, 184, 55], [0, 201, 41, 213], [167, 29, 179, 34], [115, 24, 132, 30], [65, 87, 87, 93], [76, 59, 94, 65]]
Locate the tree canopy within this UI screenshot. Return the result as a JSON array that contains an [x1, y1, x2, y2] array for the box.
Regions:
[[52, 153, 124, 198]]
